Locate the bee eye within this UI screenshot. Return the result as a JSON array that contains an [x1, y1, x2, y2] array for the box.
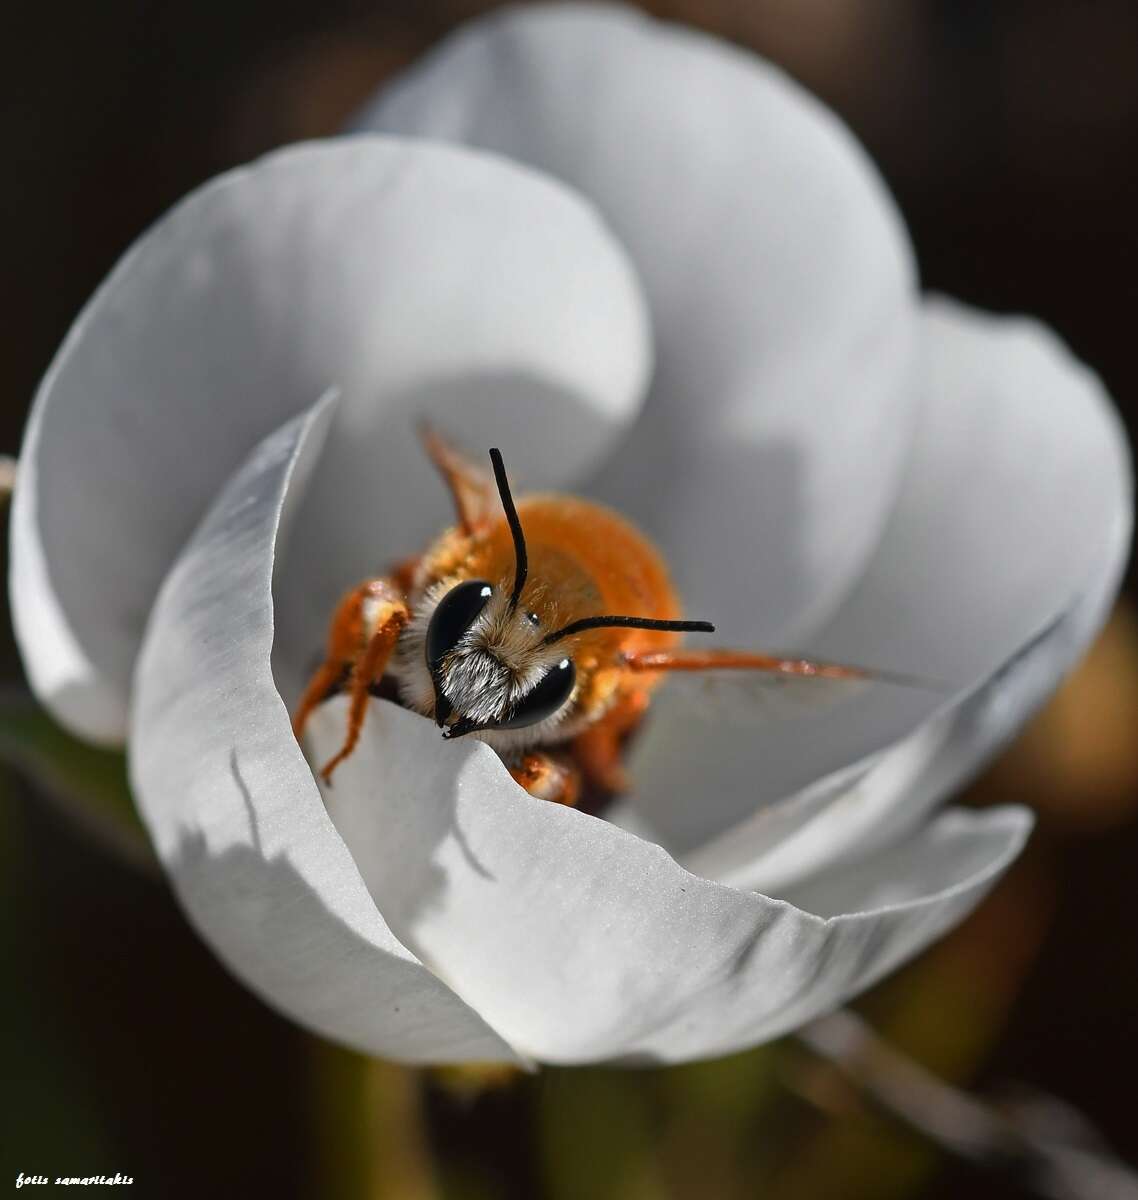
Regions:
[[426, 580, 493, 670], [497, 658, 576, 730]]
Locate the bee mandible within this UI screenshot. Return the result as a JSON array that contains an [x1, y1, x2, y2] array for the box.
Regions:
[[293, 427, 915, 808]]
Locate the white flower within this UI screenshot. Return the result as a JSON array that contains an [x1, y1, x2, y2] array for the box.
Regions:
[[9, 4, 1130, 1066]]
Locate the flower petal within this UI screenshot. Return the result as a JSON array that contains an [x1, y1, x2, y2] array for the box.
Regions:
[[356, 2, 919, 645], [309, 697, 1030, 1064], [12, 136, 649, 743], [129, 398, 522, 1065], [691, 573, 1120, 894], [640, 298, 1132, 884]]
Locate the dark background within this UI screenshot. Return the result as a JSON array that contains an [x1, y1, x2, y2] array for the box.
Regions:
[[4, 2, 1137, 1197]]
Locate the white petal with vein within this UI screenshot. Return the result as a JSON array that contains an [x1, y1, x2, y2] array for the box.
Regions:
[[638, 297, 1131, 881], [12, 136, 649, 741], [130, 399, 522, 1065], [311, 697, 1030, 1064], [357, 2, 919, 646]]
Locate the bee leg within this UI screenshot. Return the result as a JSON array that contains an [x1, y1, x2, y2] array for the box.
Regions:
[[292, 660, 351, 742], [571, 689, 651, 796], [291, 577, 410, 782], [509, 753, 581, 807]]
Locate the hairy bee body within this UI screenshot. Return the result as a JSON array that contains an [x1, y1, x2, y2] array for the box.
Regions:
[[294, 431, 891, 804], [391, 494, 683, 752]]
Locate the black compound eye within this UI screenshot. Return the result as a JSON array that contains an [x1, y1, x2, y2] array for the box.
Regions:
[[426, 580, 493, 670], [497, 658, 577, 730]]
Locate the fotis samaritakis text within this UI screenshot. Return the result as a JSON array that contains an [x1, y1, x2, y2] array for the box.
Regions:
[[16, 1175, 133, 1188]]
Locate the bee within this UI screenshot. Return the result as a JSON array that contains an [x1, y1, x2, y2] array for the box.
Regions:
[[293, 427, 917, 807]]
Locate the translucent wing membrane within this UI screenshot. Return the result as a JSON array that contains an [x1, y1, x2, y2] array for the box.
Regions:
[[655, 670, 869, 724], [624, 649, 943, 725]]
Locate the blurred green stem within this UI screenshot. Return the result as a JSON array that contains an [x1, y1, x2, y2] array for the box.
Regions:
[[0, 453, 15, 500], [0, 690, 155, 874], [311, 1043, 438, 1200], [796, 1009, 1138, 1200]]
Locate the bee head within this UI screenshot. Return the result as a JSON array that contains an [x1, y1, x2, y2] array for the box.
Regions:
[[424, 579, 578, 738], [396, 447, 714, 745]]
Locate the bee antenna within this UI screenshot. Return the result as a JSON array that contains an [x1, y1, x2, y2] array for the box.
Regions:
[[543, 616, 716, 645], [489, 448, 527, 612]]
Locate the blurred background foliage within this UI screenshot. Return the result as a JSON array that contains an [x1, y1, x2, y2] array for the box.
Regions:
[[3, 2, 1137, 1197]]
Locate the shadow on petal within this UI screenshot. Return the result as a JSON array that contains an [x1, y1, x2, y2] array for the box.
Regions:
[[131, 397, 522, 1065], [160, 747, 495, 1060], [308, 698, 1030, 1065], [14, 136, 648, 744], [590, 430, 813, 647]]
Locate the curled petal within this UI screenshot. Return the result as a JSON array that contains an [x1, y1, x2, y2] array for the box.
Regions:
[[310, 698, 1031, 1064], [357, 2, 919, 645], [130, 398, 522, 1065], [12, 136, 649, 742], [641, 298, 1131, 885]]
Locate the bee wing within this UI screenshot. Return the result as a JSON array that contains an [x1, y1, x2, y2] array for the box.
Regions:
[[419, 422, 500, 535], [623, 649, 941, 725]]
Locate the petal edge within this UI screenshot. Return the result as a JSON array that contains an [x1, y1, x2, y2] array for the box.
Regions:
[[130, 395, 522, 1064]]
